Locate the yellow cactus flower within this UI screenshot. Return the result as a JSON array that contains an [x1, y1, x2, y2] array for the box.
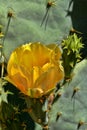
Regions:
[[6, 42, 64, 98]]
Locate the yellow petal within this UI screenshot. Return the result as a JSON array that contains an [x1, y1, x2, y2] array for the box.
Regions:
[[29, 42, 51, 66], [42, 62, 54, 72], [7, 64, 33, 95], [32, 66, 42, 84], [46, 44, 61, 61], [34, 65, 64, 97], [21, 43, 52, 67], [7, 72, 28, 94]]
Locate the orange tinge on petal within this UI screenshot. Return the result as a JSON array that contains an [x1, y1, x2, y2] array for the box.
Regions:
[[6, 42, 64, 98]]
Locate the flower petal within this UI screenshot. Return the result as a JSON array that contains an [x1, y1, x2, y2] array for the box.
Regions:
[[20, 43, 52, 68], [34, 65, 64, 97], [47, 44, 62, 61]]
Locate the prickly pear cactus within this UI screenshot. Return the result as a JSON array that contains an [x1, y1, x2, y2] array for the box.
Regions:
[[49, 59, 87, 130], [0, 0, 87, 130], [0, 0, 71, 58]]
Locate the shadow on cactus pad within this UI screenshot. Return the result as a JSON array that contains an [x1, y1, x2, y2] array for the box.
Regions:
[[0, 82, 35, 130]]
